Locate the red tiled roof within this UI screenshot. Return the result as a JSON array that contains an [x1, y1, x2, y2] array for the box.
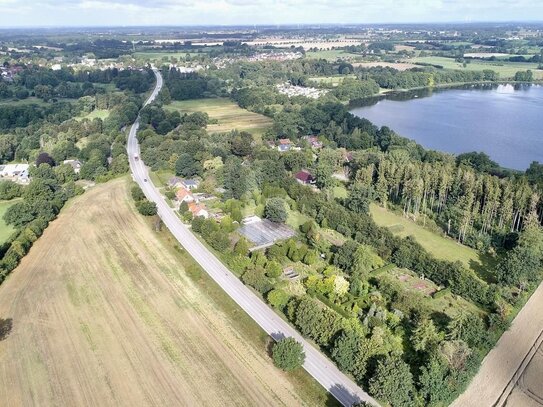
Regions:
[[176, 187, 193, 200]]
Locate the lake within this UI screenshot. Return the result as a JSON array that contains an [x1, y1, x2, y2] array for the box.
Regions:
[[349, 84, 543, 170]]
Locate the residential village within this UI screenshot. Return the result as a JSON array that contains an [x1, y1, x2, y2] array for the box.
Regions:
[[276, 82, 329, 99]]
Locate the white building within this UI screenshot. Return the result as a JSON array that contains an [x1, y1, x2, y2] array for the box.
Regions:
[[0, 163, 30, 183]]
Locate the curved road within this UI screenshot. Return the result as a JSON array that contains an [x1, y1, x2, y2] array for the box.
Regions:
[[127, 68, 379, 407]]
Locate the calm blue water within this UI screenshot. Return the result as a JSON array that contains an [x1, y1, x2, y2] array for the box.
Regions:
[[350, 84, 543, 170]]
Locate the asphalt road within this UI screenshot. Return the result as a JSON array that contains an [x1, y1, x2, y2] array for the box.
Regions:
[[127, 68, 379, 407]]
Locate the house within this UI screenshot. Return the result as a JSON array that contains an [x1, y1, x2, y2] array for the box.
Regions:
[[277, 139, 292, 152], [342, 151, 354, 163], [188, 202, 209, 219], [168, 176, 184, 188], [0, 163, 29, 177], [0, 163, 30, 184], [176, 187, 195, 203], [63, 159, 82, 174], [182, 179, 199, 191], [294, 170, 315, 185], [304, 136, 323, 149]]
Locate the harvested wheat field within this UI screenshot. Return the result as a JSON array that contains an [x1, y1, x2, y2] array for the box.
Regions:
[[452, 280, 543, 407], [0, 178, 322, 407]]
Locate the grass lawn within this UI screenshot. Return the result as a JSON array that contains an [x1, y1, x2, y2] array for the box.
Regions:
[[0, 97, 49, 107], [332, 185, 348, 199], [0, 199, 19, 244], [165, 98, 272, 140], [376, 268, 484, 319], [309, 75, 355, 86], [76, 109, 110, 121], [286, 208, 310, 230], [408, 56, 543, 79], [370, 204, 496, 279], [149, 170, 175, 188]]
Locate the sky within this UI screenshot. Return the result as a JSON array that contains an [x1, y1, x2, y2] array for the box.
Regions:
[[0, 0, 542, 27]]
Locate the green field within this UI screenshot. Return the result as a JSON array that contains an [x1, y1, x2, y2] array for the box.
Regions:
[[0, 200, 18, 244], [0, 97, 49, 107], [309, 75, 355, 86], [408, 56, 543, 79], [77, 109, 110, 121], [165, 98, 272, 139], [370, 204, 495, 276]]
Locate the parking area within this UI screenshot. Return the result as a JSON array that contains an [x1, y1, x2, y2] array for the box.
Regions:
[[239, 218, 295, 248]]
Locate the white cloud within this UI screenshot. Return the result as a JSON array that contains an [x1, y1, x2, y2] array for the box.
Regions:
[[0, 0, 542, 26]]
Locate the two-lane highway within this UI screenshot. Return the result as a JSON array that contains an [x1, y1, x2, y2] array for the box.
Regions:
[[127, 68, 379, 407]]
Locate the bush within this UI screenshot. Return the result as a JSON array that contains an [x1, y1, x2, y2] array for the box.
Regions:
[[267, 289, 290, 309], [234, 237, 250, 255], [242, 266, 273, 293], [264, 197, 288, 223], [131, 184, 146, 201], [272, 337, 305, 371], [0, 181, 23, 200], [208, 230, 230, 252], [369, 356, 414, 407], [265, 260, 282, 278], [136, 200, 157, 216]]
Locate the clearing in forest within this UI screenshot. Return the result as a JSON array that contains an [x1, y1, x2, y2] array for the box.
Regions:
[[0, 178, 328, 407], [370, 204, 495, 277], [166, 98, 272, 139]]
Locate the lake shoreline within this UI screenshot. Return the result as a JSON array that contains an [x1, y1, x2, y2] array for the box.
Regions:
[[349, 83, 543, 171], [350, 80, 543, 107]]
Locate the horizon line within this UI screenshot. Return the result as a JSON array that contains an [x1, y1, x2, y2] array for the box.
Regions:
[[1, 20, 543, 30]]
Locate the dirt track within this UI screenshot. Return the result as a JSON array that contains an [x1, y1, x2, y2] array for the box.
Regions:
[[0, 179, 313, 407], [452, 281, 543, 407]]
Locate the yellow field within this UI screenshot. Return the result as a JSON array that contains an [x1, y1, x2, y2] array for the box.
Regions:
[[0, 179, 326, 406], [166, 98, 272, 138]]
